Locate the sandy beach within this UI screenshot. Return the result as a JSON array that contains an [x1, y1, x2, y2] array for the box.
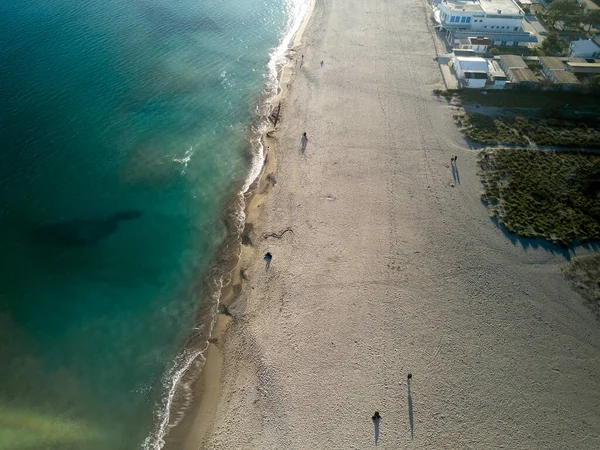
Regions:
[[183, 0, 600, 448]]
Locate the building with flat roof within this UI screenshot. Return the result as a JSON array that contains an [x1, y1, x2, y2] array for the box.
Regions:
[[506, 67, 539, 86], [498, 54, 528, 72], [567, 61, 600, 74], [454, 56, 490, 88], [453, 36, 492, 52], [436, 0, 522, 32], [548, 70, 580, 86], [539, 56, 567, 71], [539, 57, 580, 86], [434, 0, 538, 46], [569, 39, 600, 59]]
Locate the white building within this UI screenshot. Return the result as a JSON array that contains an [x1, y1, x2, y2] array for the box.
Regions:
[[569, 39, 600, 59], [434, 0, 537, 46], [454, 56, 489, 88], [438, 0, 524, 32]]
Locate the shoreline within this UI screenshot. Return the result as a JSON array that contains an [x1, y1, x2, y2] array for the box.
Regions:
[[196, 0, 600, 448], [159, 1, 317, 448]]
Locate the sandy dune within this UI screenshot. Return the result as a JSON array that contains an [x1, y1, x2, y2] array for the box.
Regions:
[[196, 0, 600, 448]]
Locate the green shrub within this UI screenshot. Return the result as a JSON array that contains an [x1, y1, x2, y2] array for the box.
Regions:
[[479, 149, 600, 246]]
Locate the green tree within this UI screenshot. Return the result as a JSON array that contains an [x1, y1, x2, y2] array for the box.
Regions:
[[564, 9, 584, 29], [532, 47, 546, 57], [582, 10, 600, 33], [540, 32, 567, 55], [546, 0, 583, 28]]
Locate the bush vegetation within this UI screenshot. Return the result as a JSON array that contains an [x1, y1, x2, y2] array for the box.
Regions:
[[454, 90, 600, 111], [479, 149, 600, 246], [461, 114, 600, 147]]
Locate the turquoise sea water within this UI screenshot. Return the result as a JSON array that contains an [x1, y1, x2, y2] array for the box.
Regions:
[[0, 0, 306, 448]]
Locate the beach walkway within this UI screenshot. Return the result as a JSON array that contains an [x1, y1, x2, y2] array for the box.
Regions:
[[197, 0, 600, 448]]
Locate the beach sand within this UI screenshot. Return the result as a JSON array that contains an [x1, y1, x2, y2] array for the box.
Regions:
[[184, 0, 600, 448]]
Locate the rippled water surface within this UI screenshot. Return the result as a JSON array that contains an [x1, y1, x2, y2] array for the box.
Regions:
[[0, 0, 298, 448]]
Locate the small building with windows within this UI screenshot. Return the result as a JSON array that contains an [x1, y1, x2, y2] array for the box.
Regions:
[[454, 36, 492, 52], [469, 36, 492, 52], [454, 56, 490, 88]]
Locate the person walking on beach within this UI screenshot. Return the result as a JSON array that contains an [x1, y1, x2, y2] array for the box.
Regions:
[[300, 54, 304, 68], [264, 252, 272, 272], [372, 411, 382, 445], [454, 155, 458, 164], [301, 132, 308, 153], [320, 60, 324, 68], [451, 155, 455, 164]]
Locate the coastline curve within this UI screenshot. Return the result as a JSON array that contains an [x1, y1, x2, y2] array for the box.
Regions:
[[142, 0, 316, 448]]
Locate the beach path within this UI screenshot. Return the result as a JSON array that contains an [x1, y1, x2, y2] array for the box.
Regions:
[[198, 0, 600, 448]]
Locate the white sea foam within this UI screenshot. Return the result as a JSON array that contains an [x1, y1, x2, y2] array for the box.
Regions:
[[143, 1, 312, 448], [242, 0, 312, 194]]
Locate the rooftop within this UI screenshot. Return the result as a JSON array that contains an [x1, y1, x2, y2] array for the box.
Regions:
[[567, 62, 600, 68], [549, 70, 579, 84], [499, 54, 528, 69], [464, 71, 489, 79], [453, 49, 476, 56], [479, 0, 521, 15], [469, 36, 492, 45], [488, 60, 506, 76], [443, 0, 485, 12], [570, 39, 600, 51], [539, 56, 567, 70], [443, 0, 521, 15], [453, 30, 537, 43], [566, 62, 600, 73], [456, 56, 488, 62], [508, 67, 538, 82]]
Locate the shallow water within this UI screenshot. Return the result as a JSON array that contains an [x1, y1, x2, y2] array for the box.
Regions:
[[0, 0, 298, 448]]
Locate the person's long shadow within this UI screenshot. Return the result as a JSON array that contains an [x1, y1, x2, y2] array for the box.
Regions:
[[407, 379, 414, 440], [452, 163, 460, 184], [373, 418, 380, 445]]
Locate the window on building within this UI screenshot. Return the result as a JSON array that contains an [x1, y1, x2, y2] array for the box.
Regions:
[[514, 27, 518, 31], [461, 16, 466, 23], [484, 25, 487, 28], [450, 16, 455, 22], [491, 26, 494, 28], [466, 17, 471, 23]]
